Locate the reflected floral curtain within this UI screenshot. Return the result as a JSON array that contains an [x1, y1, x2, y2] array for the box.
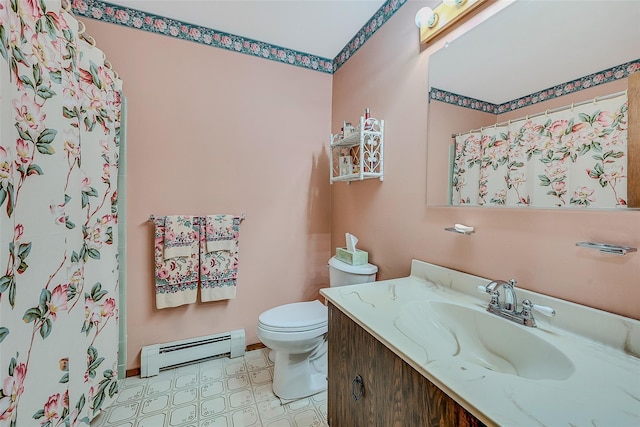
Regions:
[[0, 0, 121, 425], [452, 94, 628, 208]]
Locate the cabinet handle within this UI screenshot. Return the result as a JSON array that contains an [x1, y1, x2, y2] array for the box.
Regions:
[[351, 374, 364, 401]]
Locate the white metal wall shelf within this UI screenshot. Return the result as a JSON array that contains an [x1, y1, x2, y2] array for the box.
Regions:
[[330, 116, 384, 184]]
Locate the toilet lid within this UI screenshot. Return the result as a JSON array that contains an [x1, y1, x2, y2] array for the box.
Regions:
[[258, 300, 328, 332]]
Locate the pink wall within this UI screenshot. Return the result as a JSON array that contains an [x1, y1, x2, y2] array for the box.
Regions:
[[83, 20, 332, 370], [332, 2, 640, 320]]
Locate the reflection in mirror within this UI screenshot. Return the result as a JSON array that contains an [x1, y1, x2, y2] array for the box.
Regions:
[[426, 0, 640, 209]]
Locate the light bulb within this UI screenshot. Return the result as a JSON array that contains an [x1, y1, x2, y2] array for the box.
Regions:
[[415, 7, 439, 28], [443, 0, 467, 6]]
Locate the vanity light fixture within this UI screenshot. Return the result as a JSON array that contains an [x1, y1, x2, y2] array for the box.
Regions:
[[417, 0, 492, 46]]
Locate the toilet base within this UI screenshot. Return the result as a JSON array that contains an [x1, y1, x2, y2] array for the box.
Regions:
[[271, 340, 327, 400]]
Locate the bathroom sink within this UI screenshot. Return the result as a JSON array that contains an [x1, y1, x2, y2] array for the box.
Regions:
[[395, 301, 575, 380]]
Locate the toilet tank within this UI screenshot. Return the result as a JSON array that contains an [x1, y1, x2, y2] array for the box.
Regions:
[[328, 256, 378, 287]]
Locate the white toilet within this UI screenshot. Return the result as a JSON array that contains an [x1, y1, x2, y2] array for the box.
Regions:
[[257, 256, 377, 400]]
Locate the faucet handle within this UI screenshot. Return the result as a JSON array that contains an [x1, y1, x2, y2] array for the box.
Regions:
[[477, 284, 502, 309], [532, 304, 555, 317], [522, 299, 556, 317]]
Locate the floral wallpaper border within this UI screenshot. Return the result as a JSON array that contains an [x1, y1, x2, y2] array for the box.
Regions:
[[71, 0, 407, 74], [333, 0, 408, 72], [430, 58, 640, 114], [429, 88, 497, 114]]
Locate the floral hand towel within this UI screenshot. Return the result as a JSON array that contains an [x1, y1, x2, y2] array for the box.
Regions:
[[164, 215, 197, 259], [205, 214, 238, 252], [200, 215, 241, 301], [154, 216, 199, 309]]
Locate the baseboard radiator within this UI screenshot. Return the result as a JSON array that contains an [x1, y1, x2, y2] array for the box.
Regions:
[[140, 329, 246, 377]]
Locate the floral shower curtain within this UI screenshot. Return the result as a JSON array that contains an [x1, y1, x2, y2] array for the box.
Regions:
[[0, 1, 121, 425], [452, 94, 628, 208]]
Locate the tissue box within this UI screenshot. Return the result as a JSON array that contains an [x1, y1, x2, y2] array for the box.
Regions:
[[335, 247, 368, 266]]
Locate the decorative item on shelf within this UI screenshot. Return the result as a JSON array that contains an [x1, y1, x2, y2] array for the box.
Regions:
[[416, 0, 490, 46], [444, 223, 475, 235], [364, 108, 372, 131], [349, 143, 358, 171], [339, 156, 353, 176], [342, 121, 356, 138], [575, 242, 637, 256]]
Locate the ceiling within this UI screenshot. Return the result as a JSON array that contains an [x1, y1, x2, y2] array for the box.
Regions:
[[106, 0, 389, 59]]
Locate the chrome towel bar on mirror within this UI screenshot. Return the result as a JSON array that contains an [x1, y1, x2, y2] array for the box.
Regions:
[[575, 241, 637, 256]]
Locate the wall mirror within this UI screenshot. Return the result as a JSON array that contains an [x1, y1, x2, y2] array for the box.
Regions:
[[426, 0, 640, 209]]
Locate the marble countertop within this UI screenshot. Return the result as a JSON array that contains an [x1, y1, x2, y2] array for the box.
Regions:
[[320, 259, 640, 426]]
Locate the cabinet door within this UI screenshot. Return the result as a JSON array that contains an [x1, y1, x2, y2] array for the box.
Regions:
[[327, 302, 377, 426], [327, 303, 486, 427]]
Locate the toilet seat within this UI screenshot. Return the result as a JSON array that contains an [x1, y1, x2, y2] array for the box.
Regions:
[[258, 300, 327, 333], [257, 323, 327, 344]]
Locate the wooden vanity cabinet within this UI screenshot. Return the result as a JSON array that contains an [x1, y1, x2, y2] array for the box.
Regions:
[[327, 302, 485, 427]]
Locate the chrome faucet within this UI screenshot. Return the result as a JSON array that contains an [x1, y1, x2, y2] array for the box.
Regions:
[[485, 279, 517, 312], [478, 278, 556, 327]]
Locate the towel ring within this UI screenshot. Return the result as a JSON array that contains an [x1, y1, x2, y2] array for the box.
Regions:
[[78, 21, 86, 35], [62, 0, 71, 12], [545, 109, 550, 117], [593, 96, 599, 104]]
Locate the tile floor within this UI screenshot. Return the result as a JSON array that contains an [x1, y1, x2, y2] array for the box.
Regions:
[[91, 348, 329, 427]]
